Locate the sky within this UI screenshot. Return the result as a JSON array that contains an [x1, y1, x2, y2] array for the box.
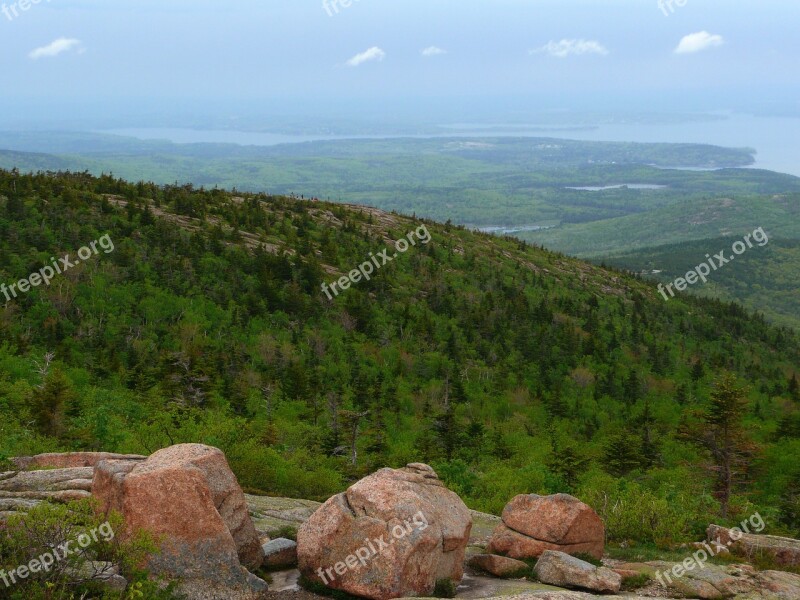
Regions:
[[1, 0, 799, 126]]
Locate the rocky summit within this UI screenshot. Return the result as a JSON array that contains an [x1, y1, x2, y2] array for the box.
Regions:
[[4, 446, 800, 600]]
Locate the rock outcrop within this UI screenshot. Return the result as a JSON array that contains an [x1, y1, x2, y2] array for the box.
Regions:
[[92, 444, 266, 600], [11, 452, 146, 471], [297, 462, 472, 600], [708, 524, 800, 567], [0, 466, 94, 521], [534, 550, 621, 594], [488, 494, 605, 560]]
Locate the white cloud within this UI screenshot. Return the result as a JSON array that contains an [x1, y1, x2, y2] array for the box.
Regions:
[[346, 46, 386, 67], [531, 39, 608, 58], [29, 38, 83, 60], [675, 31, 724, 54], [421, 46, 447, 57]]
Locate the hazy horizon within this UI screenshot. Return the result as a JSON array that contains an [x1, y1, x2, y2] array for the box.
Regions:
[[1, 0, 799, 128]]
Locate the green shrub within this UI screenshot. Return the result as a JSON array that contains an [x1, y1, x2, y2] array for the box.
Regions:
[[433, 578, 457, 598], [577, 469, 718, 546], [274, 525, 298, 542], [0, 499, 171, 599]]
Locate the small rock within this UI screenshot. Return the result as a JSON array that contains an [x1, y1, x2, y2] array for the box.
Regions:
[[612, 568, 641, 579], [534, 550, 621, 594], [468, 553, 530, 578], [262, 538, 297, 568]]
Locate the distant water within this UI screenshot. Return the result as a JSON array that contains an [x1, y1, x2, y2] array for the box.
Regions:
[[539, 113, 800, 177], [476, 225, 553, 235], [104, 113, 800, 177], [566, 184, 668, 191]]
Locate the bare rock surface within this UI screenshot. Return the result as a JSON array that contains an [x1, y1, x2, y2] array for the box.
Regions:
[[92, 444, 266, 600], [533, 550, 621, 594], [247, 494, 322, 538], [708, 524, 800, 567], [0, 467, 94, 492], [609, 559, 800, 599], [488, 494, 605, 560], [297, 462, 472, 600], [12, 452, 146, 470]]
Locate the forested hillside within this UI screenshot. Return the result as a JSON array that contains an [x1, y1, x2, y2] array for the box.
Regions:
[[604, 237, 800, 330], [1, 169, 799, 548]]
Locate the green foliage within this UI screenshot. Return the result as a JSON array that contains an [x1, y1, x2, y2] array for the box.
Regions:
[[620, 573, 652, 591], [273, 525, 298, 542], [432, 578, 457, 598], [0, 169, 798, 549], [0, 499, 163, 600], [680, 374, 756, 517], [578, 470, 719, 546], [299, 575, 362, 600]]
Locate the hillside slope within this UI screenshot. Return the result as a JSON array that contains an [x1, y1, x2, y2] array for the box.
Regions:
[[1, 170, 799, 547], [520, 193, 800, 256], [604, 237, 800, 330]]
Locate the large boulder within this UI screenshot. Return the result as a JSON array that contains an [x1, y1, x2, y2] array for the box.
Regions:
[[488, 494, 605, 560], [534, 550, 621, 594], [92, 444, 266, 600], [297, 463, 472, 600]]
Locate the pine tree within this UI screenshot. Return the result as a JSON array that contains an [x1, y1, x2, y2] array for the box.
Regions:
[[692, 360, 705, 382], [32, 368, 74, 438], [548, 443, 590, 489], [789, 374, 799, 403], [433, 404, 462, 460], [602, 430, 644, 476], [778, 472, 800, 536], [683, 373, 756, 517]]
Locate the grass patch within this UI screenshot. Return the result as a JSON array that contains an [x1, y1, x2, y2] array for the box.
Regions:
[[573, 552, 603, 567], [299, 575, 363, 600], [621, 573, 651, 591], [605, 543, 690, 563], [274, 525, 298, 541]]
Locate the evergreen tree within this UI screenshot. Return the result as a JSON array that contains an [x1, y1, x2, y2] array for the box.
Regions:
[[32, 368, 74, 439], [682, 373, 756, 517], [602, 430, 644, 476], [548, 443, 590, 489]]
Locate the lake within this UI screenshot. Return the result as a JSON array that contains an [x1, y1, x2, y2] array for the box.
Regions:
[[566, 184, 668, 191]]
